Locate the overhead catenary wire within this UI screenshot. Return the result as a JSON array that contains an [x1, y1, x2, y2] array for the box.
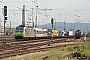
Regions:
[[0, 0, 90, 27]]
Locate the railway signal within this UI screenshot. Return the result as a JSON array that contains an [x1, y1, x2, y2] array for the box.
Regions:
[[51, 18, 54, 28], [4, 6, 7, 20], [51, 18, 54, 40], [4, 6, 7, 16], [3, 5, 8, 43], [51, 18, 53, 25]]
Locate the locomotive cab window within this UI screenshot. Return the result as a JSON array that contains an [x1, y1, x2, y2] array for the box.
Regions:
[[15, 27, 24, 32], [15, 27, 19, 32], [20, 27, 24, 32]]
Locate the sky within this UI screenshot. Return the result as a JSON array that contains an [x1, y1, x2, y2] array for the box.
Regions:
[[0, 0, 90, 27]]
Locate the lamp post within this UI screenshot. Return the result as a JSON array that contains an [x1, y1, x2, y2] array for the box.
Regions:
[[73, 14, 80, 30], [9, 16, 13, 32], [35, 6, 38, 28], [54, 19, 56, 29], [86, 19, 89, 33], [64, 18, 66, 32], [31, 8, 34, 27]]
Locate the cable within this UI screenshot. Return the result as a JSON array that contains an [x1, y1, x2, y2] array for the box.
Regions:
[[0, 0, 3, 2], [1, 0, 22, 10], [1, 0, 90, 25], [61, 0, 90, 9]]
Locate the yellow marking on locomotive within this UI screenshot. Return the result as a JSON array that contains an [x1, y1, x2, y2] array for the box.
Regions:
[[53, 30, 58, 36]]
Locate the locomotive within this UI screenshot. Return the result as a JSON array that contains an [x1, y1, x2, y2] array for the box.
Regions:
[[14, 25, 52, 40], [14, 25, 26, 39], [75, 30, 82, 39]]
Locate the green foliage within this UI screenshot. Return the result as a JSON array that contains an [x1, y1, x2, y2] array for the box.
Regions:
[[60, 48, 64, 51], [87, 32, 90, 37], [65, 45, 74, 52]]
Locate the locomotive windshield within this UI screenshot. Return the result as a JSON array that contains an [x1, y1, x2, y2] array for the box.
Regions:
[[15, 27, 24, 32]]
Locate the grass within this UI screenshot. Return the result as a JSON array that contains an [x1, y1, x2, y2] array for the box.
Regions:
[[2, 37, 90, 60]]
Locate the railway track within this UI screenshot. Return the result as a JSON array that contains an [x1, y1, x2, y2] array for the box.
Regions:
[[0, 36, 71, 44], [0, 38, 78, 59]]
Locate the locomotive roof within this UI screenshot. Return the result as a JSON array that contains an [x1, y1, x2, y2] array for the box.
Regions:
[[33, 28, 45, 31]]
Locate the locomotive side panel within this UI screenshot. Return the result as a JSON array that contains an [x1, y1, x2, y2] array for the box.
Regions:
[[44, 29, 52, 37], [26, 28, 35, 38], [34, 28, 46, 38], [47, 29, 52, 37]]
